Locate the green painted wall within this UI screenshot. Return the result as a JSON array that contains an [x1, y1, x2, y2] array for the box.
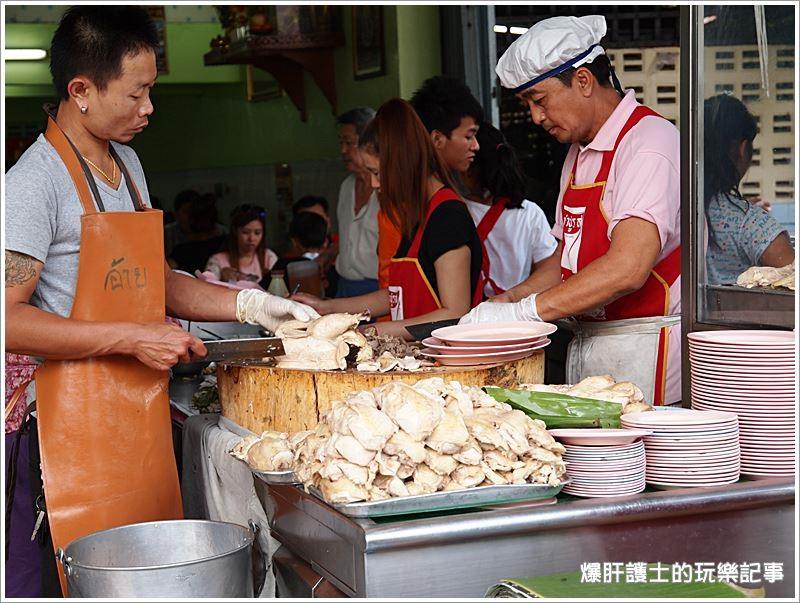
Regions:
[[397, 5, 442, 99], [4, 6, 440, 173]]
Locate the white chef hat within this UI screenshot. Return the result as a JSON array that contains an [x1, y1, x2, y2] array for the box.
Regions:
[[496, 15, 608, 94]]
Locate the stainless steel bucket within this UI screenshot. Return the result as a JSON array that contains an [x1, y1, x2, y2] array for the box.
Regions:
[[57, 520, 255, 598]]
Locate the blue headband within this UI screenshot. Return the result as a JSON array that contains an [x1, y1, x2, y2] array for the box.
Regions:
[[512, 44, 601, 95]]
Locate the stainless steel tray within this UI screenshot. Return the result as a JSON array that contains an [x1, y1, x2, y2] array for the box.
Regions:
[[311, 481, 568, 518], [253, 469, 300, 485]]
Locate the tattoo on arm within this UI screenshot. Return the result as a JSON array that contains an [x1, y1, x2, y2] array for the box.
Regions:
[[5, 251, 37, 287]]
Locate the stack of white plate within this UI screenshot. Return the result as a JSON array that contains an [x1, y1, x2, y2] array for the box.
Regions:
[[420, 322, 555, 366], [553, 430, 650, 497], [621, 410, 741, 489], [688, 330, 796, 479]]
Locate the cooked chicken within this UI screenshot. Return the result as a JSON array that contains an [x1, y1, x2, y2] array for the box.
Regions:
[[331, 434, 376, 466], [378, 382, 443, 441], [230, 435, 259, 461], [424, 449, 459, 476], [347, 403, 397, 451], [318, 476, 370, 504], [396, 462, 416, 480], [465, 416, 507, 451], [737, 262, 795, 290], [375, 452, 401, 476], [453, 438, 483, 466], [278, 336, 350, 370], [412, 463, 447, 493], [318, 459, 373, 486], [484, 449, 524, 472], [406, 482, 425, 496], [496, 410, 531, 456], [373, 474, 410, 497], [307, 312, 369, 340], [246, 432, 294, 471], [480, 461, 508, 485], [426, 409, 470, 454], [451, 464, 485, 488], [383, 430, 427, 464], [623, 401, 653, 415]]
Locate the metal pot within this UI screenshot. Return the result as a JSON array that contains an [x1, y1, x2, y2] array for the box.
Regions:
[[57, 519, 255, 598]]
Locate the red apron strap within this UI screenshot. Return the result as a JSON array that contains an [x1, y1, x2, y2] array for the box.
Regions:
[[475, 197, 509, 297], [407, 187, 461, 257], [595, 106, 664, 183]]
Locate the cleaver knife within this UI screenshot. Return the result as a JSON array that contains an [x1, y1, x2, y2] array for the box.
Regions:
[[404, 319, 460, 342], [192, 337, 285, 364]]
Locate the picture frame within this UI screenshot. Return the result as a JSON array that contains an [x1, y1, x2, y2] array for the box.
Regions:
[[352, 6, 385, 80]]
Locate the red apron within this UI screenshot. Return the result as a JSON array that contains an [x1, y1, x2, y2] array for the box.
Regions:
[[560, 105, 681, 404], [35, 113, 182, 594], [388, 188, 482, 320], [475, 196, 509, 296]]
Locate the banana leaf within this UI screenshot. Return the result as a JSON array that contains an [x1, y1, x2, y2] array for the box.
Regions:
[[485, 387, 622, 429], [486, 571, 761, 598]]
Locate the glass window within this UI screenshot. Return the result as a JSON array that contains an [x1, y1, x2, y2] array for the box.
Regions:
[[692, 5, 795, 328]]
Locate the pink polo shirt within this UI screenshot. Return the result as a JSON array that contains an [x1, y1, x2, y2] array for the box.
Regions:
[[552, 90, 682, 404]]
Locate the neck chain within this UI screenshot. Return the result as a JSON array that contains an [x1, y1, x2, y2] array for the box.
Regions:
[[82, 153, 117, 185]]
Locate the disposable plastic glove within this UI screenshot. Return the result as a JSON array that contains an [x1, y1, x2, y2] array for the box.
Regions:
[[236, 289, 320, 333], [458, 293, 541, 324]]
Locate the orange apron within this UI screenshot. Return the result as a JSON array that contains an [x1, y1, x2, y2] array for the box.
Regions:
[[388, 188, 482, 320], [35, 112, 182, 594], [560, 105, 681, 405]]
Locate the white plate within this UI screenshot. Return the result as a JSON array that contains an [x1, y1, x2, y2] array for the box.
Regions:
[[687, 330, 794, 345], [430, 321, 558, 347], [419, 339, 550, 366], [689, 353, 796, 365], [689, 373, 796, 385], [549, 428, 652, 446], [420, 337, 539, 354], [564, 480, 646, 492]]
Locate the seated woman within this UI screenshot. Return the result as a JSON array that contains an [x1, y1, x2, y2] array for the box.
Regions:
[[704, 94, 793, 285], [462, 122, 560, 297], [205, 204, 278, 283], [293, 98, 483, 339]]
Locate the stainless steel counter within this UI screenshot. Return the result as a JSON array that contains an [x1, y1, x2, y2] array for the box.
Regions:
[[255, 478, 796, 598]]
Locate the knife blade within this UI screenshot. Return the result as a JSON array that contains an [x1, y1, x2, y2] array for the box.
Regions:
[[193, 337, 285, 364], [404, 319, 460, 342]]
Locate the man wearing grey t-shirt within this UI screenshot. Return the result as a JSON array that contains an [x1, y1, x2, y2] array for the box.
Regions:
[[4, 7, 317, 597]]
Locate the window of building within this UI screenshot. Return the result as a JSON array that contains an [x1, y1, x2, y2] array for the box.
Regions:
[[716, 62, 734, 70], [776, 93, 794, 101], [777, 60, 794, 69], [742, 49, 760, 58], [714, 84, 734, 93], [742, 82, 761, 91], [657, 85, 676, 93], [742, 61, 760, 69], [742, 94, 760, 103], [715, 51, 734, 59]]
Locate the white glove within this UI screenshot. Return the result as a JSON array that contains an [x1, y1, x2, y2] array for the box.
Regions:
[[236, 289, 320, 333], [459, 293, 541, 324]]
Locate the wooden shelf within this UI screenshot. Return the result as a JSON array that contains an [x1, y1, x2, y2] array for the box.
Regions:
[[204, 33, 345, 121]]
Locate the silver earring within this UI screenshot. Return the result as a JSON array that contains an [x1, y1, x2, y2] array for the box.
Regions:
[[80, 106, 88, 114]]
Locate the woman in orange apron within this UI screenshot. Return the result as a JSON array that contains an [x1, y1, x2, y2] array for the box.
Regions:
[[293, 99, 484, 338]]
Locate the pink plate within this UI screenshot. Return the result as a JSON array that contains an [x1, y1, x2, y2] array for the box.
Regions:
[[687, 330, 794, 345], [621, 410, 738, 427], [549, 428, 652, 446], [420, 337, 539, 354], [419, 340, 549, 366], [430, 321, 557, 347]]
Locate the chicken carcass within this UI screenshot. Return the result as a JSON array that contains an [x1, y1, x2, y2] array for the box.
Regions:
[[425, 409, 469, 454]]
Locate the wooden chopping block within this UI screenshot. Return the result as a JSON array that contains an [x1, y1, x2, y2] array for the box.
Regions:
[[217, 351, 544, 434]]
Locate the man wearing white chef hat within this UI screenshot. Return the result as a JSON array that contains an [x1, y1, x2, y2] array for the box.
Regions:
[[461, 15, 682, 406]]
